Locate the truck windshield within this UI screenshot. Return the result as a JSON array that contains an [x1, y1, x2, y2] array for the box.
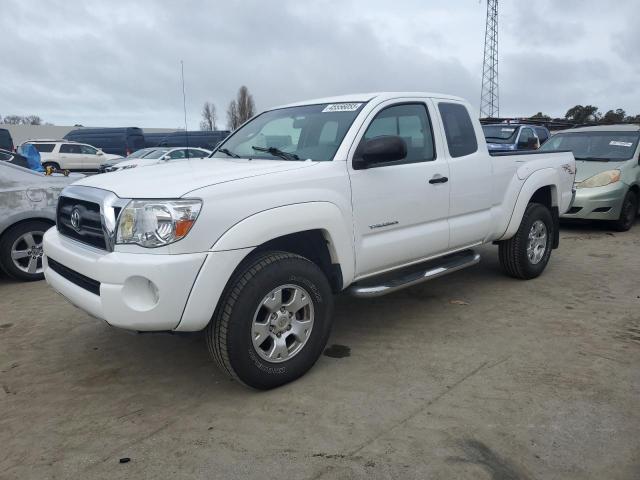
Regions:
[[482, 125, 518, 144], [211, 103, 366, 161], [539, 131, 640, 161]]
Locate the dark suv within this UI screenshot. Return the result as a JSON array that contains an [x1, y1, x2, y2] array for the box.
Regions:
[[482, 124, 550, 152]]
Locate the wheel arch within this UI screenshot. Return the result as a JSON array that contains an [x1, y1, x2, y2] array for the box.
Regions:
[[211, 202, 355, 286], [0, 215, 55, 241], [498, 168, 561, 243]]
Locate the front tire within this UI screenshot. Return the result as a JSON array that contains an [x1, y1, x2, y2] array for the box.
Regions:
[[611, 190, 637, 232], [499, 203, 554, 280], [0, 221, 50, 281], [206, 251, 334, 390], [41, 162, 60, 170]]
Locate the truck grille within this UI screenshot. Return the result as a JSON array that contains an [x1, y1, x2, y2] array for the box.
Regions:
[[57, 196, 107, 250]]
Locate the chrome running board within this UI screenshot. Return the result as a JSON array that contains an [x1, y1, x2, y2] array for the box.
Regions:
[[348, 250, 480, 298]]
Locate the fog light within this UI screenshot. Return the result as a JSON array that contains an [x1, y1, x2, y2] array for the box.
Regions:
[[121, 276, 159, 311]]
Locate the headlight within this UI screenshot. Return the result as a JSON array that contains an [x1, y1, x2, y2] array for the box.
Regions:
[[576, 169, 621, 189], [116, 199, 202, 247]]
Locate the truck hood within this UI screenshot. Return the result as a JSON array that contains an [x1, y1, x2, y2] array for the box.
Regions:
[[75, 157, 318, 197], [574, 160, 625, 182]]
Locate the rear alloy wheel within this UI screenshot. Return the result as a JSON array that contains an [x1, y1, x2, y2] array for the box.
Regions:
[[611, 190, 638, 232], [0, 221, 50, 281], [499, 202, 554, 279]]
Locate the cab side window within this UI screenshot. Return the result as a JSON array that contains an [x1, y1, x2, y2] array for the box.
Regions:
[[361, 103, 435, 164], [438, 102, 478, 158], [519, 128, 533, 145]]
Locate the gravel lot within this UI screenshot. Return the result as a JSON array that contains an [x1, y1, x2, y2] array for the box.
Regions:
[[1, 225, 639, 480]]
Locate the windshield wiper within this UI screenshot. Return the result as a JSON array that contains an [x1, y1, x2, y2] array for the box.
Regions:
[[217, 148, 240, 158], [574, 156, 610, 162], [252, 146, 300, 160]]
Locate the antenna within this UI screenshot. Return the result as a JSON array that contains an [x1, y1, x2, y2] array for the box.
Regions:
[[181, 60, 189, 148], [480, 0, 499, 118]]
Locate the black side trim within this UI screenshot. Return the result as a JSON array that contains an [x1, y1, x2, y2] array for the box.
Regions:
[[48, 258, 101, 296]]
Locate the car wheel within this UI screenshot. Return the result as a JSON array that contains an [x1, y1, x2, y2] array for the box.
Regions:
[[499, 203, 554, 280], [206, 251, 334, 390], [611, 190, 638, 232], [0, 221, 51, 281], [41, 162, 60, 170]]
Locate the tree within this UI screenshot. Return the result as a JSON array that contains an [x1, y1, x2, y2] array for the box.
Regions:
[[2, 115, 23, 125], [199, 101, 217, 131], [227, 100, 239, 130], [530, 112, 551, 121], [227, 85, 255, 130], [564, 105, 600, 124], [601, 108, 625, 124], [624, 114, 640, 123], [22, 115, 42, 125]]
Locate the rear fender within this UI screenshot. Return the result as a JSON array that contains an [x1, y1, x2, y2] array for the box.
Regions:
[[498, 168, 560, 241]]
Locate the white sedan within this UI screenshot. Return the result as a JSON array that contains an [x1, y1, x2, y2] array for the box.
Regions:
[[104, 147, 212, 172]]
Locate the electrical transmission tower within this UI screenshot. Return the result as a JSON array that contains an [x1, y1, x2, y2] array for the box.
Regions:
[[480, 0, 499, 118]]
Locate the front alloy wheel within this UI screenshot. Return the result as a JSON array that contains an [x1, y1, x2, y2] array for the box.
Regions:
[[252, 284, 315, 363], [206, 251, 333, 389]]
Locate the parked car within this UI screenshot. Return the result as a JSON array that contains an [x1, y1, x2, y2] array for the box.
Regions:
[[104, 147, 211, 172], [98, 147, 160, 173], [64, 127, 145, 157], [539, 124, 640, 230], [482, 123, 550, 152], [0, 128, 14, 151], [0, 148, 28, 168], [43, 92, 575, 389], [20, 140, 122, 171], [156, 130, 230, 150], [0, 162, 80, 281]]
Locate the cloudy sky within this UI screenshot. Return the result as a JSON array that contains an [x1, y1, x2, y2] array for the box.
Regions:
[[1, 0, 639, 128]]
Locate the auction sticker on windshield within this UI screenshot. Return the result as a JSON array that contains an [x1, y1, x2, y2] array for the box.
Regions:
[[322, 103, 362, 112], [609, 141, 633, 147]]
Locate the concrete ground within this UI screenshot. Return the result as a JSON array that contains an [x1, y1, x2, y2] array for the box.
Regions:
[[1, 225, 639, 480]]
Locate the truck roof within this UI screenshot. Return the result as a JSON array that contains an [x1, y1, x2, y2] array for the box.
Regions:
[[568, 124, 640, 133], [275, 92, 466, 109]]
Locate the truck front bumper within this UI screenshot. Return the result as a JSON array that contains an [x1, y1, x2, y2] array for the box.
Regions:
[[560, 182, 627, 221], [43, 229, 253, 332], [43, 228, 208, 331]]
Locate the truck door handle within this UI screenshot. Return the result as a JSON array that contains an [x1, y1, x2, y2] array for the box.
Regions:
[[429, 176, 448, 184]]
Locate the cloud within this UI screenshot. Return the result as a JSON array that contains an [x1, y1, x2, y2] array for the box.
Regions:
[[0, 0, 638, 127]]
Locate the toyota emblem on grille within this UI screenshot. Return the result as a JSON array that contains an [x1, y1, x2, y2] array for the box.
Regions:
[[70, 208, 81, 231]]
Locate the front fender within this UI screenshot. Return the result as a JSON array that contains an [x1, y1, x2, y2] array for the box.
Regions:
[[211, 201, 355, 285]]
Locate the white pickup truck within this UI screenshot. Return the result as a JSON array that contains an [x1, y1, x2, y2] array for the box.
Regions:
[[43, 92, 576, 389]]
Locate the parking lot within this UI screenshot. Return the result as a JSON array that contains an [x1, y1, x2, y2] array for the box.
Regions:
[[1, 224, 638, 480]]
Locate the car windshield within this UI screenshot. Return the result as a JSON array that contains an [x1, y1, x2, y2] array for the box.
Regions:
[[211, 103, 366, 161], [482, 125, 518, 144], [141, 148, 170, 159], [540, 131, 640, 161], [127, 148, 156, 159]]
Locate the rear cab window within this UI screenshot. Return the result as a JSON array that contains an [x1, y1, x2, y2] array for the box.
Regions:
[[438, 102, 478, 157]]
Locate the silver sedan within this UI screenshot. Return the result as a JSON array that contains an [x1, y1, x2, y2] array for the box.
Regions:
[[0, 162, 79, 281]]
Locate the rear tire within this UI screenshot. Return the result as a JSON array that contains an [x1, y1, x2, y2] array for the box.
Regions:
[[611, 190, 637, 232], [41, 162, 60, 170], [206, 251, 334, 390], [0, 221, 51, 281], [499, 203, 554, 280]]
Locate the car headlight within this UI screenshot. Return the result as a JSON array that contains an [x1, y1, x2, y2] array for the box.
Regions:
[[576, 169, 621, 189], [116, 199, 202, 247]]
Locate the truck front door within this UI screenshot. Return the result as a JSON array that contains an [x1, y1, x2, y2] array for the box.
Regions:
[[348, 100, 450, 277]]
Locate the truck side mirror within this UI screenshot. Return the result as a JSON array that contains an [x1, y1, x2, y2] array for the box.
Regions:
[[353, 136, 407, 170]]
